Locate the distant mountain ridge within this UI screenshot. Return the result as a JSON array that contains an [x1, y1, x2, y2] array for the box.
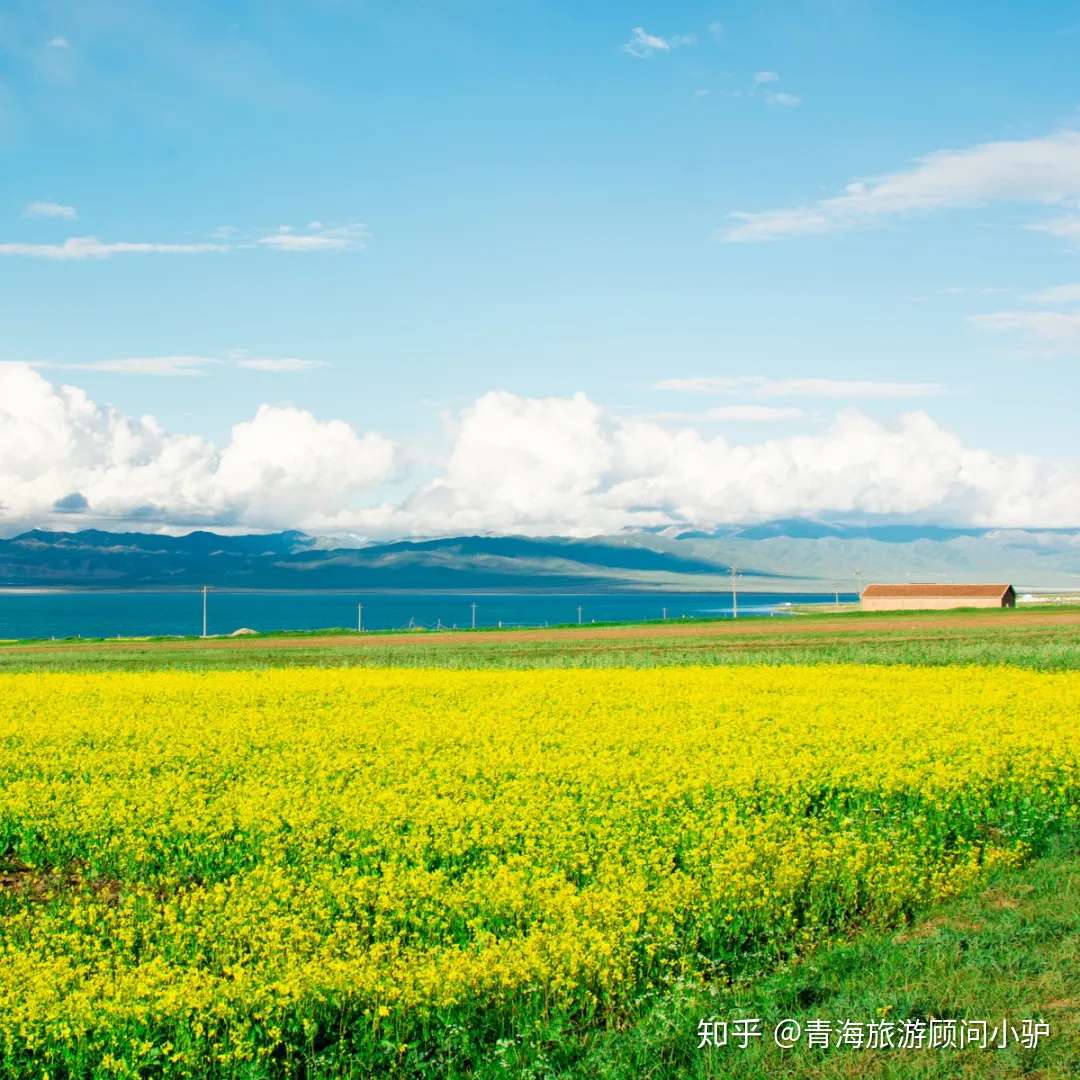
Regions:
[[0, 529, 751, 590], [677, 519, 993, 543], [1, 523, 1078, 591]]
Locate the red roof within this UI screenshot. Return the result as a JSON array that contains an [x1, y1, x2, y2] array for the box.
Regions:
[[862, 583, 1013, 599]]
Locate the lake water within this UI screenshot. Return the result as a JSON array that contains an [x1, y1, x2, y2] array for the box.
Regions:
[[0, 590, 856, 641]]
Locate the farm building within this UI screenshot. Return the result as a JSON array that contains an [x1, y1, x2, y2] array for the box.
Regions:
[[860, 583, 1016, 612]]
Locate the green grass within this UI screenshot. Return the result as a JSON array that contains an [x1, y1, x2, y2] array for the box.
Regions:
[[417, 835, 1080, 1079], [2, 601, 1077, 652], [793, 603, 1080, 621], [0, 616, 1077, 673]]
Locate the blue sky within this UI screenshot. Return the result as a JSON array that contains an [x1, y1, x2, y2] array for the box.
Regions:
[[2, 2, 1080, 535]]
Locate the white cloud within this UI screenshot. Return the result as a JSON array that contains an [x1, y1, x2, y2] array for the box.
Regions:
[[724, 129, 1080, 241], [390, 392, 616, 534], [622, 27, 694, 58], [728, 206, 835, 240], [0, 372, 1077, 532], [350, 391, 1080, 534], [254, 222, 367, 252], [754, 71, 780, 84], [765, 91, 801, 107], [24, 201, 76, 220], [256, 234, 347, 252], [45, 36, 70, 49], [1030, 215, 1080, 239], [1027, 283, 1080, 304], [211, 405, 395, 526], [0, 237, 229, 260], [233, 357, 328, 373], [0, 222, 368, 260], [35, 356, 221, 377], [0, 364, 396, 531], [29, 354, 327, 377], [655, 376, 945, 399], [970, 311, 1080, 349]]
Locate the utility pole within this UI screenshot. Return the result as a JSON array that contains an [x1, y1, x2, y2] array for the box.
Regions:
[[730, 566, 739, 619], [662, 606, 668, 621], [357, 601, 363, 632], [577, 604, 583, 625], [854, 567, 865, 599], [201, 585, 209, 638], [833, 583, 840, 609], [470, 602, 477, 630]]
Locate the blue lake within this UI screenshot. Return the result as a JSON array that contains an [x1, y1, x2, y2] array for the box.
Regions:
[[0, 590, 856, 641]]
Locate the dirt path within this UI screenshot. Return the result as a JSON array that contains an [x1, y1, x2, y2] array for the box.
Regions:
[[4, 609, 1079, 656]]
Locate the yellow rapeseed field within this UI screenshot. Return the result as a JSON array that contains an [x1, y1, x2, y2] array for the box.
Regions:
[[0, 665, 1077, 1075]]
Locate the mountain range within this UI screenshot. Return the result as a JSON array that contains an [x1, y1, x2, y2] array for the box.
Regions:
[[2, 523, 1079, 592]]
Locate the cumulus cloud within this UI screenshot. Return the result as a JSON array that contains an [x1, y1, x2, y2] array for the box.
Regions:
[[725, 129, 1080, 241], [754, 71, 780, 85], [765, 91, 801, 107], [24, 201, 76, 219], [655, 376, 944, 398], [0, 364, 396, 531], [355, 391, 1080, 534], [1, 372, 1077, 534], [622, 27, 694, 58], [211, 405, 396, 526], [45, 36, 70, 49]]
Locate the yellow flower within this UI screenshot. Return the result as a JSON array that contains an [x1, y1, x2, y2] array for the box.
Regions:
[[0, 664, 1074, 1070]]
